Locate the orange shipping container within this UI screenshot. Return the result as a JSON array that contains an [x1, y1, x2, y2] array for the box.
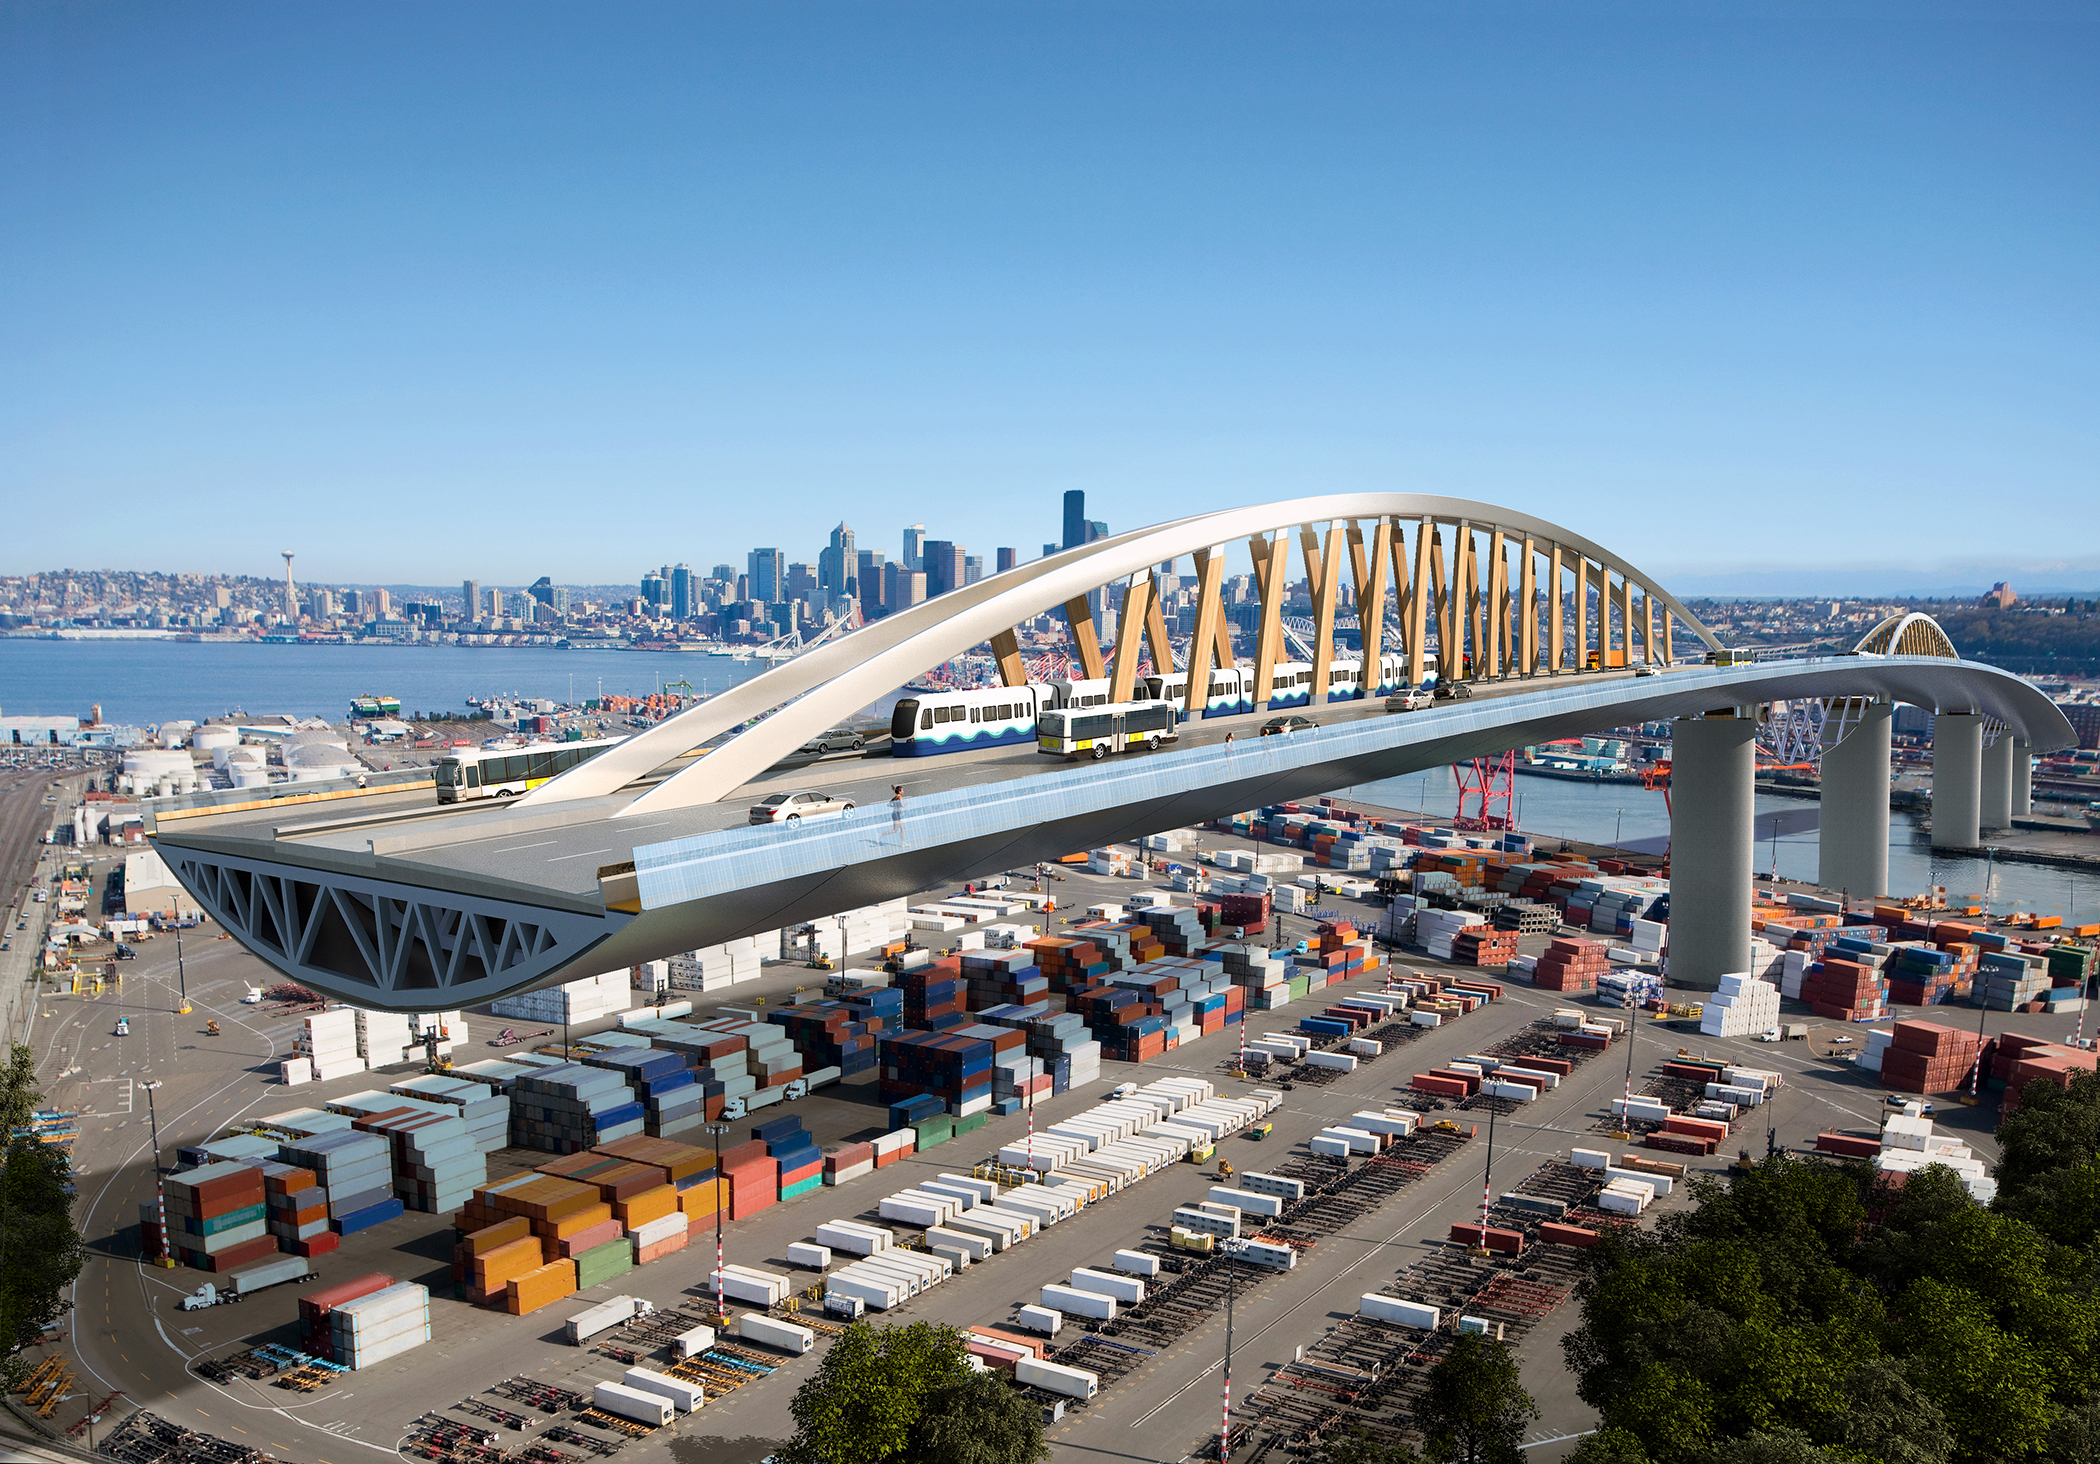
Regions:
[[612, 1185, 678, 1229], [472, 1235, 548, 1288], [531, 1201, 614, 1242], [460, 1216, 533, 1256], [504, 1258, 578, 1316], [679, 1179, 726, 1222]]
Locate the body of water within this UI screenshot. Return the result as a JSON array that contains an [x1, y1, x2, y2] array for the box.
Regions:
[[1343, 764, 2100, 923], [0, 638, 773, 726]]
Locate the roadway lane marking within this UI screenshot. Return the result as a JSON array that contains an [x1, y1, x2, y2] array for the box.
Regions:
[[547, 847, 614, 862], [493, 841, 558, 853]]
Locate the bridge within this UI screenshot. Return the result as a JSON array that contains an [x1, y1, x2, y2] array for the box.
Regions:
[[146, 494, 2073, 1009]]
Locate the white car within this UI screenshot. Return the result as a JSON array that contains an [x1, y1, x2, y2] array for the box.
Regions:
[[1755, 1029, 1781, 1043], [748, 789, 856, 825], [1385, 689, 1434, 713]]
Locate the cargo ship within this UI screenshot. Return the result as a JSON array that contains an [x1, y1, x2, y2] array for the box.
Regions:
[[349, 694, 401, 718]]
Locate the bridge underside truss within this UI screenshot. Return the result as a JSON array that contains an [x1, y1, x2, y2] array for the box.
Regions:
[[163, 849, 624, 1010]]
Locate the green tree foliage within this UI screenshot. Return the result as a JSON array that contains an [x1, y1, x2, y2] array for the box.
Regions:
[[1413, 1333, 1540, 1464], [777, 1320, 975, 1464], [0, 1043, 85, 1385], [908, 1368, 1050, 1464], [1562, 1154, 2100, 1464], [1993, 1070, 2100, 1202], [778, 1320, 1050, 1464]]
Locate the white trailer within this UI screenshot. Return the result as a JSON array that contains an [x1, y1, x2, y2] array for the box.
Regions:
[[1070, 1267, 1145, 1304], [1016, 1356, 1099, 1400], [1039, 1283, 1117, 1320], [672, 1323, 715, 1359], [785, 1242, 833, 1270], [565, 1296, 650, 1346], [738, 1314, 816, 1354], [1359, 1294, 1440, 1328], [592, 1381, 674, 1427], [622, 1366, 703, 1413]]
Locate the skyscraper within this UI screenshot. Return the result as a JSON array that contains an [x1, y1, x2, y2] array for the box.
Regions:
[[923, 541, 967, 598], [857, 549, 887, 619], [963, 555, 983, 586], [902, 525, 926, 572], [748, 548, 785, 604], [1062, 490, 1087, 551], [819, 523, 857, 603], [462, 579, 481, 622], [671, 564, 698, 620], [996, 547, 1017, 574], [884, 562, 926, 613]]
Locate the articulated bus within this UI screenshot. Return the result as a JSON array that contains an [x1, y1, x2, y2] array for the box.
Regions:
[[1038, 700, 1181, 760], [435, 737, 623, 802]]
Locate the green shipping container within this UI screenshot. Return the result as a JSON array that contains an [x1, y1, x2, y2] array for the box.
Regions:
[[190, 1203, 267, 1237], [914, 1119, 951, 1148], [954, 1112, 988, 1136], [574, 1238, 634, 1289], [780, 1174, 823, 1201]]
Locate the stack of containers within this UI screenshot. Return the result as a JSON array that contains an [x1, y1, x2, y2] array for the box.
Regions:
[[687, 1019, 805, 1096], [769, 996, 893, 1078], [1884, 944, 1963, 1005], [261, 1161, 336, 1258], [370, 1107, 486, 1214], [1025, 936, 1122, 999], [1020, 1012, 1102, 1094], [1697, 974, 1782, 1038], [1515, 938, 1609, 992], [1214, 944, 1294, 1010], [164, 1162, 276, 1272], [387, 1075, 511, 1154], [1878, 1020, 1981, 1094], [582, 1047, 703, 1139], [300, 1272, 394, 1359], [1975, 952, 2052, 1012], [1800, 955, 1887, 1022], [329, 1282, 430, 1369], [961, 949, 1050, 1009], [755, 1116, 824, 1200], [299, 1009, 364, 1082], [354, 1009, 411, 1066], [510, 1063, 646, 1153], [898, 963, 970, 1030], [823, 1140, 875, 1187], [878, 1030, 995, 1115], [455, 1217, 547, 1304], [666, 932, 776, 992], [277, 1128, 400, 1236], [719, 1139, 781, 1219], [490, 971, 631, 1024]]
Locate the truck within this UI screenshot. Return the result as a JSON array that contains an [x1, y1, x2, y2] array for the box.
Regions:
[[564, 1295, 653, 1345], [178, 1256, 312, 1310], [1755, 1024, 1810, 1043]]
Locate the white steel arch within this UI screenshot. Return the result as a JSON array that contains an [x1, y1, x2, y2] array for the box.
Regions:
[[523, 493, 1722, 816], [1856, 612, 1959, 658]]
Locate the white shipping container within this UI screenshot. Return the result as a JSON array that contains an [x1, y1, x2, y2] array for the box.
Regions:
[[816, 1220, 894, 1255], [565, 1296, 649, 1345], [1359, 1294, 1440, 1328], [1069, 1267, 1145, 1304], [738, 1314, 815, 1354], [1016, 1304, 1063, 1335], [622, 1366, 703, 1412], [1015, 1356, 1099, 1400], [1039, 1283, 1117, 1320], [592, 1381, 674, 1427], [672, 1323, 715, 1359], [1111, 1249, 1161, 1277], [1215, 1185, 1283, 1218], [786, 1242, 833, 1270]]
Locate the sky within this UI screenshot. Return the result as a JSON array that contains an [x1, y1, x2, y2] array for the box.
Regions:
[[4, 2, 2095, 594]]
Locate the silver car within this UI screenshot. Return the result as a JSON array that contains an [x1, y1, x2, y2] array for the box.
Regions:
[[748, 789, 856, 824]]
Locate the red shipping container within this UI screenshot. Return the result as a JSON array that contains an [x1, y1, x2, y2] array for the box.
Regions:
[[1449, 1223, 1526, 1255], [288, 1232, 340, 1259], [1539, 1222, 1599, 1248]]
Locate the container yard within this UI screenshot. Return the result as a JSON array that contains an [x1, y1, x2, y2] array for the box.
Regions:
[[14, 792, 2094, 1464]]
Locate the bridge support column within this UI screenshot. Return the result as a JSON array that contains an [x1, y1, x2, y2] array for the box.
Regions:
[[1668, 713, 1757, 990], [2012, 739, 2033, 816], [1930, 713, 1982, 850], [1817, 700, 1891, 898], [1980, 731, 2014, 833]]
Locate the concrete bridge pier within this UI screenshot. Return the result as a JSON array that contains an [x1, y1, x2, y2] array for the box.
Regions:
[[1667, 712, 1757, 991], [1817, 699, 1891, 898], [1931, 712, 1983, 850], [2012, 738, 2033, 816], [1980, 731, 2014, 833]]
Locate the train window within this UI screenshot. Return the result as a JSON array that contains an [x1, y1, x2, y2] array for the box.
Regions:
[[921, 710, 933, 730], [969, 707, 980, 722]]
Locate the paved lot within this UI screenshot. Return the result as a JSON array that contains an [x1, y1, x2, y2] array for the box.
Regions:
[[16, 814, 2043, 1464]]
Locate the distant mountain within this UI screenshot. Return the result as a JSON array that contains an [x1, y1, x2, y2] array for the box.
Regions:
[[1656, 559, 2100, 600]]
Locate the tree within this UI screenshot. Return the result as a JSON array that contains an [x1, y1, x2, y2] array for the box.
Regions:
[[1993, 1070, 2100, 1203], [1692, 1429, 1844, 1464], [1412, 1334, 1539, 1464], [776, 1320, 974, 1464], [0, 1043, 84, 1387], [1565, 1428, 1651, 1464], [908, 1368, 1050, 1464]]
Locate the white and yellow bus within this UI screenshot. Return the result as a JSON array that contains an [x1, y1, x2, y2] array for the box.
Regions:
[[1037, 701, 1181, 761], [435, 737, 623, 803]]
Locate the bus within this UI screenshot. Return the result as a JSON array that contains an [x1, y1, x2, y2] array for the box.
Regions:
[[435, 737, 624, 802], [1037, 700, 1181, 760]]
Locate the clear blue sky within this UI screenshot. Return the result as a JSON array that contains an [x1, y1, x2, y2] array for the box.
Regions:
[[4, 3, 2094, 593]]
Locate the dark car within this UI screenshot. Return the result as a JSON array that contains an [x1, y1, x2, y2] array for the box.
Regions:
[[1432, 681, 1473, 701], [113, 945, 137, 961], [797, 728, 867, 755], [1260, 715, 1318, 737]]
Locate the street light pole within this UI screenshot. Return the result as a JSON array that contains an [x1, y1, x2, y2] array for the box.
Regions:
[[1219, 1237, 1247, 1463], [705, 1120, 728, 1322], [140, 1080, 169, 1267], [173, 921, 189, 1015]]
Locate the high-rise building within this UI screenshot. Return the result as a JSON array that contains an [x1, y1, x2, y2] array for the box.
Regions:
[[461, 579, 481, 622], [923, 541, 967, 598], [711, 563, 734, 583], [1087, 518, 1107, 542], [671, 564, 698, 620], [996, 548, 1017, 574], [857, 549, 887, 620], [902, 525, 926, 572], [748, 549, 785, 604], [1043, 542, 1059, 559], [963, 555, 983, 586], [370, 587, 391, 618], [884, 562, 927, 613], [641, 570, 668, 610], [1063, 490, 1087, 551], [819, 523, 857, 602], [787, 563, 818, 604]]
